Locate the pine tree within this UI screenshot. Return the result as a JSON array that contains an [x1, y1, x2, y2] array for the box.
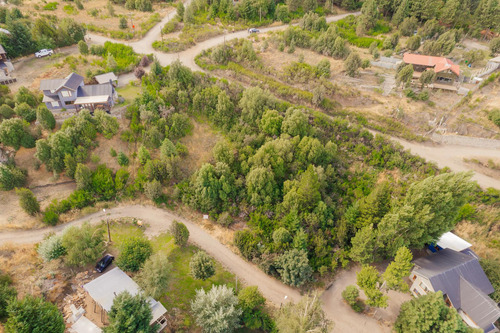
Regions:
[[382, 247, 413, 291]]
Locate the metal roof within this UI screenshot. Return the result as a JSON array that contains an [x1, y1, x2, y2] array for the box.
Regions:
[[55, 72, 84, 91], [83, 267, 167, 323], [70, 315, 102, 333], [74, 95, 110, 104], [437, 232, 472, 252], [42, 95, 58, 103], [414, 249, 495, 308], [460, 278, 500, 332], [94, 72, 118, 85], [39, 79, 65, 91], [78, 83, 114, 97]]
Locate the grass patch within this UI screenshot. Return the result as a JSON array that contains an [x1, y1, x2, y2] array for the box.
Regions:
[[336, 16, 381, 48], [116, 84, 142, 104], [43, 2, 58, 10], [63, 4, 77, 15]]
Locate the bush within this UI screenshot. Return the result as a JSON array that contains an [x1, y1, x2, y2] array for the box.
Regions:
[[37, 234, 66, 262], [0, 282, 16, 320], [14, 103, 36, 122], [170, 220, 189, 246], [117, 152, 129, 166], [189, 251, 216, 280], [0, 104, 14, 119], [16, 188, 40, 216], [116, 237, 153, 272], [143, 179, 162, 201], [62, 222, 105, 267], [488, 108, 500, 128], [342, 285, 359, 305], [42, 209, 59, 225], [217, 211, 234, 227], [119, 17, 128, 29], [78, 40, 89, 55], [234, 230, 259, 260], [36, 105, 56, 130], [0, 164, 27, 191], [5, 295, 65, 333]]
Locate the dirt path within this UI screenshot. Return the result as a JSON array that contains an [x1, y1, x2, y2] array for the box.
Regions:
[[0, 204, 404, 332]]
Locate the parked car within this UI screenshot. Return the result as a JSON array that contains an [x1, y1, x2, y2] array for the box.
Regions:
[[35, 49, 54, 58], [248, 28, 260, 33], [95, 254, 114, 273]]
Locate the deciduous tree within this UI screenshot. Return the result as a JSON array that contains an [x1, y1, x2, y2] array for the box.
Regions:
[[276, 293, 332, 333], [344, 52, 362, 77], [136, 252, 172, 299], [5, 295, 65, 333], [62, 222, 105, 267], [189, 251, 216, 280], [104, 291, 157, 333], [16, 188, 40, 216], [116, 237, 153, 272]]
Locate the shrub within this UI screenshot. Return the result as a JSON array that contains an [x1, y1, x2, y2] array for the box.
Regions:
[[0, 164, 27, 191], [36, 105, 56, 130], [234, 230, 259, 260], [0, 104, 14, 119], [170, 220, 189, 246], [119, 17, 128, 29], [342, 285, 359, 305], [16, 188, 40, 216], [117, 152, 129, 166], [190, 251, 216, 280], [0, 282, 16, 320], [116, 237, 153, 272], [143, 179, 162, 201], [5, 295, 65, 333], [62, 222, 105, 266], [38, 234, 66, 262], [488, 109, 500, 128], [14, 103, 36, 122], [134, 67, 145, 79], [110, 148, 117, 157], [78, 40, 89, 55], [42, 209, 59, 225], [217, 212, 234, 227]]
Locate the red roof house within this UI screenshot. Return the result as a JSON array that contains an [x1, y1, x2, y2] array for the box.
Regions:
[[403, 53, 460, 85]]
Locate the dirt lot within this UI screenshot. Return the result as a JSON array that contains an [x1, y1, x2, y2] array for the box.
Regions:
[[5, 0, 169, 38]]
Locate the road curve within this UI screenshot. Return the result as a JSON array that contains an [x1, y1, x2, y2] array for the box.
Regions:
[[0, 204, 391, 332]]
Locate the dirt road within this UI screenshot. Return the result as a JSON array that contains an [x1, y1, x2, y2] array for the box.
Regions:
[[0, 204, 400, 332]]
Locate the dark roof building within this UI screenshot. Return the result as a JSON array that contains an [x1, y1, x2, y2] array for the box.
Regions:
[[410, 249, 500, 332]]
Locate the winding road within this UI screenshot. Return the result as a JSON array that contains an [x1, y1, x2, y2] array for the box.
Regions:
[[0, 204, 395, 333]]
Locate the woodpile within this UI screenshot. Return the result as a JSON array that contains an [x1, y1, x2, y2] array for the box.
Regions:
[[62, 271, 94, 323]]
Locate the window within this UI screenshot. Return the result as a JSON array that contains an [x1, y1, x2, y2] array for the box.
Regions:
[[51, 101, 59, 108], [61, 90, 72, 97], [412, 275, 417, 281], [413, 288, 421, 296], [419, 282, 429, 292]]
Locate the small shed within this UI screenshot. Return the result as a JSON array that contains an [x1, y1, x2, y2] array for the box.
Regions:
[[94, 72, 118, 87]]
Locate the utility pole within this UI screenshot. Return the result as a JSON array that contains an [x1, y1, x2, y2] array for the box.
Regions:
[[103, 209, 112, 243]]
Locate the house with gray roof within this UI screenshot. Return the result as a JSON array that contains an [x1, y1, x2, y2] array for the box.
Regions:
[[410, 248, 500, 332], [40, 72, 117, 112], [81, 267, 167, 330], [0, 44, 15, 85]]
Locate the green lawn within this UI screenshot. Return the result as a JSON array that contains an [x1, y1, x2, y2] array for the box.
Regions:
[[109, 221, 237, 330], [116, 84, 142, 104]]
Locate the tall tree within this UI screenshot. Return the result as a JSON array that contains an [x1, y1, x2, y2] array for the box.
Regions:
[[104, 291, 157, 333], [136, 252, 172, 299], [382, 247, 413, 292], [394, 291, 470, 333], [356, 265, 388, 308], [276, 293, 332, 332], [191, 285, 242, 333], [350, 224, 378, 264], [5, 295, 65, 333]]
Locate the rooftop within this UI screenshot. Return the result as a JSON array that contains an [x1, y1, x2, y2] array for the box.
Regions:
[[436, 232, 472, 252], [94, 72, 118, 85], [403, 53, 460, 76], [40, 72, 84, 92]]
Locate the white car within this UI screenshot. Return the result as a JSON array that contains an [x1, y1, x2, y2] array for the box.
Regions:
[[248, 28, 260, 33], [35, 49, 54, 58]]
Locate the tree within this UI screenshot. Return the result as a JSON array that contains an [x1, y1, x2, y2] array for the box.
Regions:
[[342, 285, 359, 306], [119, 16, 128, 29], [36, 105, 56, 130], [350, 224, 377, 264], [344, 52, 362, 77], [406, 35, 421, 51], [383, 247, 413, 292], [92, 165, 116, 200], [190, 251, 216, 280], [160, 138, 177, 158], [238, 286, 269, 330], [490, 37, 500, 55], [0, 104, 14, 119], [276, 249, 312, 287], [62, 222, 105, 267], [0, 164, 27, 191], [0, 281, 16, 320], [5, 295, 65, 333], [37, 234, 66, 262], [15, 102, 36, 122], [281, 107, 310, 137], [212, 140, 234, 166], [107, 53, 117, 71], [117, 237, 153, 272], [75, 163, 92, 191], [396, 64, 414, 88], [170, 220, 189, 246], [117, 152, 129, 166], [377, 172, 475, 256], [16, 188, 40, 216], [137, 145, 151, 165], [239, 86, 275, 126], [394, 291, 470, 333], [104, 291, 157, 333], [136, 252, 172, 299], [0, 118, 34, 150], [259, 109, 283, 136], [177, 2, 185, 20], [144, 179, 162, 201], [419, 69, 436, 88], [78, 40, 89, 55], [246, 167, 278, 207], [276, 293, 332, 333], [356, 265, 388, 308], [191, 285, 242, 333]]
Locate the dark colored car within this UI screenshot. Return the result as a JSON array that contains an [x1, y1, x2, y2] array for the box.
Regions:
[[96, 254, 114, 273]]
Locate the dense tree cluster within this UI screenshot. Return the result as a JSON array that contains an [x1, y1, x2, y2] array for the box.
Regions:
[[0, 7, 86, 58]]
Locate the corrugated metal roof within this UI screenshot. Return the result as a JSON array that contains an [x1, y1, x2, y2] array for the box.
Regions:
[[94, 72, 118, 85], [55, 72, 84, 91], [74, 95, 110, 104], [437, 232, 472, 252], [414, 249, 495, 308], [78, 83, 113, 97], [40, 79, 65, 91], [83, 267, 167, 324], [460, 278, 500, 332]]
